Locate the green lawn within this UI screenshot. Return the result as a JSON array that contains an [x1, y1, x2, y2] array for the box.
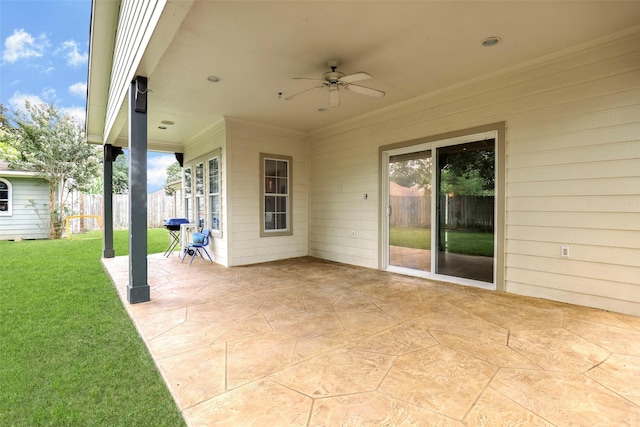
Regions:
[[390, 227, 494, 257], [0, 228, 185, 426]]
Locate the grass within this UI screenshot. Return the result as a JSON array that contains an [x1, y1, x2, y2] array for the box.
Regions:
[[0, 228, 186, 426], [71, 227, 169, 255], [390, 227, 432, 250], [390, 227, 494, 257]]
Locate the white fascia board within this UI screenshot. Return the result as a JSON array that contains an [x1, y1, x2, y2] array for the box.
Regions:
[[0, 171, 39, 178], [86, 0, 122, 145]]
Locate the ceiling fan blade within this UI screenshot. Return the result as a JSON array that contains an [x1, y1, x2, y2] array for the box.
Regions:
[[343, 83, 385, 98], [339, 72, 372, 83], [284, 85, 324, 101], [328, 86, 340, 107]]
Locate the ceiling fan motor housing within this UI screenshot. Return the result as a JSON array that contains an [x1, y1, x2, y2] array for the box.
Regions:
[[323, 71, 345, 84]]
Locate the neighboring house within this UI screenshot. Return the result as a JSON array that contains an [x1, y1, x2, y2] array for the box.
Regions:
[[0, 161, 49, 240], [86, 1, 640, 315]]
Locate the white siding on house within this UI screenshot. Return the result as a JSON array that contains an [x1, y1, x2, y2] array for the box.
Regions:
[[226, 118, 308, 266], [183, 119, 228, 266], [308, 29, 640, 315], [105, 0, 166, 142], [0, 177, 49, 240]]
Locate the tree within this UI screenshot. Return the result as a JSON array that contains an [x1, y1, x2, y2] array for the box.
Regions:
[[112, 154, 129, 194], [440, 148, 495, 196], [389, 158, 431, 188], [164, 161, 181, 195], [86, 152, 129, 195], [0, 104, 19, 162], [6, 101, 101, 238]]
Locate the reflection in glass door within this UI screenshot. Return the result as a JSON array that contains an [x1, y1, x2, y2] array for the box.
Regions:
[[436, 140, 495, 282], [388, 150, 432, 272]]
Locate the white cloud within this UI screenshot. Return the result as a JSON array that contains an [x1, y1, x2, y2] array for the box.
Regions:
[[69, 82, 87, 98], [59, 39, 87, 67], [147, 154, 178, 189], [8, 92, 46, 115], [2, 29, 48, 63], [42, 88, 57, 102], [61, 106, 86, 126], [8, 92, 85, 125]]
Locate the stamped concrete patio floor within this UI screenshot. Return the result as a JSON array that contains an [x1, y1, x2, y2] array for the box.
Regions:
[[102, 254, 640, 426]]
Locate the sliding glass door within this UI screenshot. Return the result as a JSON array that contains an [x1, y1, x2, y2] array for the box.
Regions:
[[387, 150, 432, 272], [436, 141, 495, 283], [383, 133, 497, 288]]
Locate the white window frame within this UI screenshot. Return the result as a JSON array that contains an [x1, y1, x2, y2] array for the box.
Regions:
[[183, 149, 223, 236], [208, 153, 222, 237], [183, 166, 193, 222], [0, 178, 12, 216], [260, 153, 292, 237], [194, 162, 205, 229]]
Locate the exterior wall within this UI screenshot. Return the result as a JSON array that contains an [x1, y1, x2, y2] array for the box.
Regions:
[[0, 177, 49, 240], [183, 119, 228, 266], [226, 118, 308, 266], [308, 29, 640, 315]]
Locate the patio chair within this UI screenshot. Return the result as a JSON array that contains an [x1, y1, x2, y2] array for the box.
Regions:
[[182, 229, 214, 265]]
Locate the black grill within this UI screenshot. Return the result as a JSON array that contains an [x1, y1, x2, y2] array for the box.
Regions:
[[164, 218, 189, 231]]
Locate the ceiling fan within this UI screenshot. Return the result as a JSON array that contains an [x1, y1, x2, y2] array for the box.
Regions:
[[285, 60, 385, 108]]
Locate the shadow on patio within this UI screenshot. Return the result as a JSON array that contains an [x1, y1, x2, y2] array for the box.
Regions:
[[103, 254, 640, 426]]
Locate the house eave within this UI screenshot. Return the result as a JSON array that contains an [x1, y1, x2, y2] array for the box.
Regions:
[[85, 0, 121, 146], [0, 171, 41, 178]]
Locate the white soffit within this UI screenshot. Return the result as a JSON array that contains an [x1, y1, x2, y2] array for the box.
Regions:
[[93, 1, 640, 150]]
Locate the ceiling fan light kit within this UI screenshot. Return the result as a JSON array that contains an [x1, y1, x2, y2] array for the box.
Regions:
[[285, 60, 385, 108]]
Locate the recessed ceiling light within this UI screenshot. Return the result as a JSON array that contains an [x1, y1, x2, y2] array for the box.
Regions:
[[161, 120, 175, 125], [481, 37, 501, 47], [207, 76, 221, 83]]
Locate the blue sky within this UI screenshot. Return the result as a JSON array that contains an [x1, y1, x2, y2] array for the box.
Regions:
[[0, 0, 174, 193]]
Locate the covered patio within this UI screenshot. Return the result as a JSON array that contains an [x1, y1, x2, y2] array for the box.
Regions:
[[103, 255, 640, 426]]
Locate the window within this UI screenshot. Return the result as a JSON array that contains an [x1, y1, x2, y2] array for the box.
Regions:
[[260, 153, 292, 237], [208, 156, 221, 233], [183, 149, 223, 235], [0, 179, 11, 215], [184, 167, 193, 221], [195, 162, 205, 228]]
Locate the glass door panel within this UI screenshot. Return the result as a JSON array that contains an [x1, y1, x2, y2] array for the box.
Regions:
[[388, 150, 432, 272], [436, 140, 495, 282]]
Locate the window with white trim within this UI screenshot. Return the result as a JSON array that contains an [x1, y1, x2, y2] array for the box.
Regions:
[[208, 156, 221, 233], [183, 149, 223, 235], [260, 153, 292, 237], [0, 179, 11, 216], [184, 166, 193, 221], [195, 162, 205, 228]]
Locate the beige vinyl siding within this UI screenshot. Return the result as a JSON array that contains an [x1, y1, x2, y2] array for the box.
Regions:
[[105, 0, 166, 141], [308, 29, 640, 315], [0, 178, 49, 240], [226, 118, 308, 266], [183, 120, 228, 266], [309, 139, 380, 268]]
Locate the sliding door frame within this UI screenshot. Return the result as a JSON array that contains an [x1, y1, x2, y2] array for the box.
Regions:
[[379, 122, 506, 291]]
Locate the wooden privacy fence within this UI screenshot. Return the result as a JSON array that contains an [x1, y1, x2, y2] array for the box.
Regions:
[[441, 195, 494, 231], [66, 191, 177, 232], [390, 195, 431, 228], [390, 195, 494, 231]]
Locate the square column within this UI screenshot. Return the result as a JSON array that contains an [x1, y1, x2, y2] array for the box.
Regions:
[[127, 76, 150, 304]]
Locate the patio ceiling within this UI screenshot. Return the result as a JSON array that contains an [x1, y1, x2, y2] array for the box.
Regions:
[[87, 1, 640, 152]]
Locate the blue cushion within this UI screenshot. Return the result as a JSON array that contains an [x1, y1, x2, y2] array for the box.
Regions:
[[192, 232, 205, 244]]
